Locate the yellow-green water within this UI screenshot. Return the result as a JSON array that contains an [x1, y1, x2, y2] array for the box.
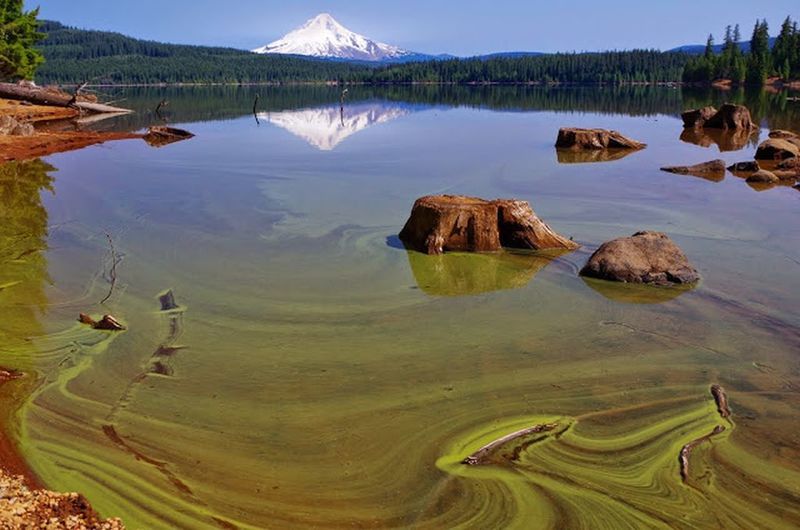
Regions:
[[1, 87, 799, 529]]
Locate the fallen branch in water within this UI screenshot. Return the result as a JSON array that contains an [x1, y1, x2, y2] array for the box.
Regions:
[[462, 422, 561, 466], [100, 232, 119, 305], [679, 425, 725, 483], [710, 384, 731, 419]]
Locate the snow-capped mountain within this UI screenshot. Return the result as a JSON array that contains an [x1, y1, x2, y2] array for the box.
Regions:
[[260, 102, 411, 151], [252, 13, 415, 62]]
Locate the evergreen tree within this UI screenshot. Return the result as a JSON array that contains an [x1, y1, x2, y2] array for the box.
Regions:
[[0, 0, 45, 80], [747, 19, 771, 84]]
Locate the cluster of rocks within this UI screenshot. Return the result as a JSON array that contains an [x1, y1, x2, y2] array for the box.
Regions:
[[681, 104, 756, 131], [0, 115, 34, 137], [399, 195, 698, 288], [0, 471, 124, 529], [668, 104, 799, 190]]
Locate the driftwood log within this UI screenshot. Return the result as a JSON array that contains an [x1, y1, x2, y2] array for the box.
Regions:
[[398, 195, 578, 255], [679, 425, 726, 483], [462, 423, 561, 466], [0, 83, 131, 115]]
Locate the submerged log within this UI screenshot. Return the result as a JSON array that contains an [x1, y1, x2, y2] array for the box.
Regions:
[[710, 384, 731, 419], [398, 195, 577, 255], [679, 425, 726, 483], [462, 423, 561, 466]]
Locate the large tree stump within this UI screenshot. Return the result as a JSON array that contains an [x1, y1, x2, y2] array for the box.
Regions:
[[398, 195, 578, 255], [555, 128, 646, 150]]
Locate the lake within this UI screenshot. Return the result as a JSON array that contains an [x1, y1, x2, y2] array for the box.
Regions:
[[1, 86, 799, 529]]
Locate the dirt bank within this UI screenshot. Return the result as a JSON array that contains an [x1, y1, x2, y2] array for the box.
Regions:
[[0, 370, 125, 529], [0, 130, 142, 162]]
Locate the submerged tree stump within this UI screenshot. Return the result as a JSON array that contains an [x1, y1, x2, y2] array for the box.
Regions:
[[398, 195, 578, 255]]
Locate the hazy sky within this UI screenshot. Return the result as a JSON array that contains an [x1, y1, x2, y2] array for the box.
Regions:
[[24, 1, 799, 55]]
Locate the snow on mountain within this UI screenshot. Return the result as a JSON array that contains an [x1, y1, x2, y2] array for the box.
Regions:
[[252, 13, 413, 61], [260, 102, 411, 151]]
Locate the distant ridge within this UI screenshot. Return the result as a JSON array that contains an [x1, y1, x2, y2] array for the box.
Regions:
[[670, 37, 777, 54]]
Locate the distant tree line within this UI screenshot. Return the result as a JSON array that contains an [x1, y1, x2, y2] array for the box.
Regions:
[[31, 17, 800, 87], [683, 16, 800, 84]]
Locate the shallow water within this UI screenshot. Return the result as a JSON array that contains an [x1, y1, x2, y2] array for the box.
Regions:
[[1, 86, 799, 529]]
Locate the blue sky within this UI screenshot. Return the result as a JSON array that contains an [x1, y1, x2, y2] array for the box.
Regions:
[[24, 1, 799, 55]]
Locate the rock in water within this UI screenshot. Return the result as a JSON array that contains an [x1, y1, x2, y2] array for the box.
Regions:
[[703, 104, 755, 130], [768, 129, 799, 139], [755, 138, 800, 160], [555, 128, 646, 150], [398, 195, 577, 255], [681, 106, 717, 128], [745, 170, 779, 184], [660, 159, 726, 180], [727, 161, 760, 173], [580, 231, 699, 285]]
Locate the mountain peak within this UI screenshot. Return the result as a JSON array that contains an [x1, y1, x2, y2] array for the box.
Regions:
[[252, 13, 411, 62]]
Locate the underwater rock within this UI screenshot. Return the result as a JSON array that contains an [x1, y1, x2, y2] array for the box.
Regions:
[[555, 128, 646, 150], [580, 231, 699, 285], [398, 195, 577, 255], [555, 148, 640, 164], [78, 313, 125, 331], [681, 106, 717, 128], [660, 159, 726, 181], [755, 138, 800, 160]]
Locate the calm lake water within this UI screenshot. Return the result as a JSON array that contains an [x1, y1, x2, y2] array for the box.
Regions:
[[1, 86, 799, 529]]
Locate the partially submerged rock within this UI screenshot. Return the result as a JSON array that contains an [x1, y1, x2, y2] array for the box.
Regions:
[[702, 104, 756, 130], [143, 126, 195, 148], [768, 129, 799, 139], [755, 138, 800, 160], [660, 159, 726, 181], [78, 313, 126, 331], [745, 170, 779, 184], [580, 231, 699, 285], [555, 128, 646, 150], [398, 195, 578, 255], [777, 157, 799, 170], [727, 161, 760, 173], [681, 106, 717, 128]]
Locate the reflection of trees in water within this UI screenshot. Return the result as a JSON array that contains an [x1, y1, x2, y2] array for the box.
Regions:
[[78, 85, 800, 134], [0, 160, 55, 344]]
